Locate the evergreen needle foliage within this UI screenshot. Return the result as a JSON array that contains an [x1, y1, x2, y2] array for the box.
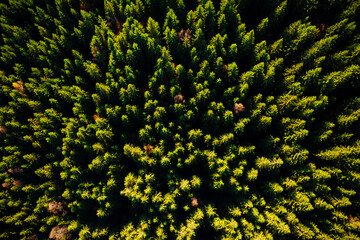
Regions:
[[1, 0, 360, 239]]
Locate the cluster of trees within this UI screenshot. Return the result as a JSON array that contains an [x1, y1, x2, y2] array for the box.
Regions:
[[1, 0, 360, 239]]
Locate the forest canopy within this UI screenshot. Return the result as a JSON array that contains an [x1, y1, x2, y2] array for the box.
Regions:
[[1, 0, 360, 239]]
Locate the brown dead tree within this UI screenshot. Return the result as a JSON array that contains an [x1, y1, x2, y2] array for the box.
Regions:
[[234, 103, 245, 114], [49, 225, 71, 240]]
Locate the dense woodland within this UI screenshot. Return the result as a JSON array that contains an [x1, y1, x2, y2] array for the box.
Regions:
[[0, 0, 360, 239]]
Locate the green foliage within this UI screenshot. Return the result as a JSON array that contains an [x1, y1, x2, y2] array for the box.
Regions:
[[1, 0, 360, 239]]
